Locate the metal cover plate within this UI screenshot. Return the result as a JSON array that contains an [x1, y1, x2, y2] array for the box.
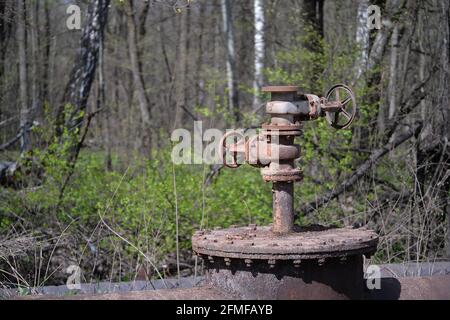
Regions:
[[262, 86, 299, 93], [192, 225, 378, 260]]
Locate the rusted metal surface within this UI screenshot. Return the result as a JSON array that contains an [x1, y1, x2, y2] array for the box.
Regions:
[[20, 286, 233, 300], [261, 123, 302, 131], [365, 275, 450, 300], [219, 84, 358, 234], [192, 225, 378, 261], [205, 255, 366, 300], [16, 263, 450, 300], [272, 183, 294, 234], [196, 82, 368, 300], [261, 166, 303, 182], [18, 274, 450, 300], [262, 86, 299, 93], [324, 84, 357, 129]]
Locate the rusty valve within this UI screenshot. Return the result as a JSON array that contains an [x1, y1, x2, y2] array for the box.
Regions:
[[193, 84, 379, 301], [219, 84, 356, 234]]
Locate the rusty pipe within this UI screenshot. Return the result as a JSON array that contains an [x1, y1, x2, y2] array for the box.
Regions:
[[272, 182, 294, 234]]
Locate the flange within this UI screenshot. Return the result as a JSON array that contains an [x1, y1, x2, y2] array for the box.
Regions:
[[192, 225, 378, 261]]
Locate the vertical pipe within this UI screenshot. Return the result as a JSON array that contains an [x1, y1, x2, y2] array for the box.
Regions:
[[272, 182, 294, 234]]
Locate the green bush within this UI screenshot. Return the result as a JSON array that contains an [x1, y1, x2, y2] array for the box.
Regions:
[[0, 143, 274, 283]]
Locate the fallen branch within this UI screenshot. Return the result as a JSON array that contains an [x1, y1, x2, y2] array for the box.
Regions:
[[0, 123, 35, 152], [297, 121, 423, 217], [0, 132, 22, 151]]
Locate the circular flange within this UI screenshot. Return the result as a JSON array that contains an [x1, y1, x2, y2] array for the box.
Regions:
[[261, 169, 303, 182], [192, 225, 378, 261], [262, 86, 299, 93], [261, 129, 301, 136], [261, 123, 302, 132]]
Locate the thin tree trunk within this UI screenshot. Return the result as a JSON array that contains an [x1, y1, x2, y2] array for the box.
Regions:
[[302, 0, 324, 91], [173, 8, 189, 129], [0, 1, 13, 107], [17, 0, 30, 153], [302, 0, 324, 36], [388, 25, 399, 120], [97, 17, 111, 170], [418, 11, 427, 121], [195, 2, 206, 108], [41, 1, 50, 107], [124, 0, 151, 127], [138, 0, 150, 37], [29, 0, 41, 121], [221, 0, 239, 123], [355, 0, 369, 81], [56, 0, 110, 139], [253, 0, 265, 110]]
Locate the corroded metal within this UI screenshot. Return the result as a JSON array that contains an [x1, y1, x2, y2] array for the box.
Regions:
[[18, 263, 450, 300], [324, 84, 357, 129], [193, 225, 378, 261], [219, 84, 357, 234], [20, 286, 235, 300], [194, 82, 371, 299], [193, 225, 378, 299], [272, 183, 294, 234], [205, 254, 366, 300]]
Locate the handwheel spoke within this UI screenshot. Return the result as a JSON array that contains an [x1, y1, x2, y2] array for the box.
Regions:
[[335, 89, 340, 102], [341, 96, 352, 106], [341, 109, 351, 120]]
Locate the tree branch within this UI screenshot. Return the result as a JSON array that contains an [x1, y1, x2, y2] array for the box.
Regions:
[[297, 121, 423, 216]]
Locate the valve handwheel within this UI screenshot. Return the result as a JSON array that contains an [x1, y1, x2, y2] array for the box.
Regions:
[[324, 84, 357, 129], [219, 131, 245, 168]]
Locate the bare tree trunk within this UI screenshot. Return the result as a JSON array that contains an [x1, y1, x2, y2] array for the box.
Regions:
[[97, 16, 111, 170], [16, 0, 30, 153], [253, 0, 265, 110], [438, 0, 450, 258], [56, 0, 110, 138], [41, 1, 50, 107], [0, 1, 7, 84], [418, 10, 427, 121], [302, 0, 324, 91], [302, 0, 324, 36], [221, 0, 239, 123], [366, 0, 402, 134], [29, 0, 41, 121], [138, 0, 150, 38], [124, 0, 151, 127], [195, 2, 206, 108], [355, 0, 369, 81], [173, 7, 190, 129], [388, 25, 399, 119]]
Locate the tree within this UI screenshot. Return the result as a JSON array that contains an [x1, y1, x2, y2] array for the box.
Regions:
[[124, 0, 151, 127], [16, 0, 29, 153], [253, 0, 265, 109], [55, 0, 111, 139], [355, 0, 369, 81], [221, 0, 239, 123], [173, 6, 190, 130], [302, 0, 324, 36]]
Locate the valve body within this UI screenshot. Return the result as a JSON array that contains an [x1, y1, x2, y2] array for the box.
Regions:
[[193, 83, 377, 300]]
